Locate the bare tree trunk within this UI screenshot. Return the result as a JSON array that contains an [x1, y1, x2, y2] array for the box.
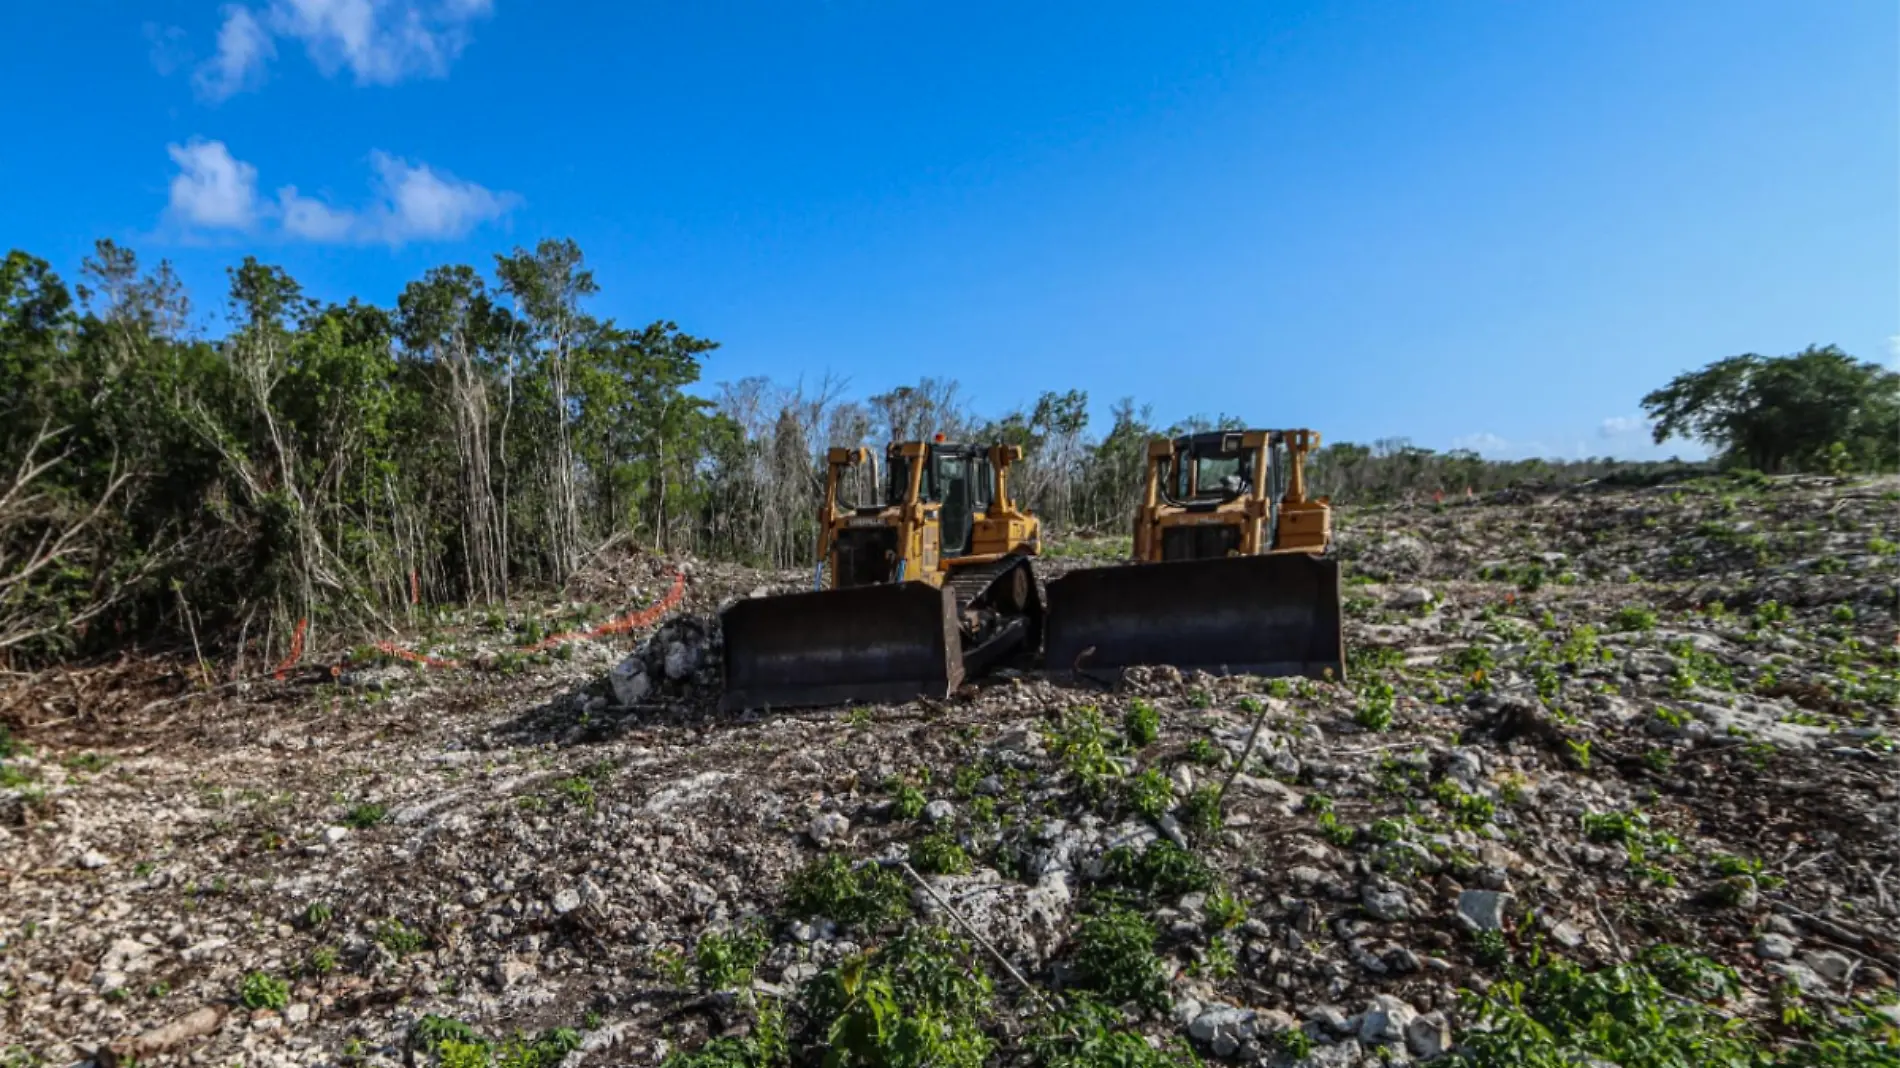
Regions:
[[0, 423, 144, 652], [545, 324, 581, 576], [443, 330, 502, 603]]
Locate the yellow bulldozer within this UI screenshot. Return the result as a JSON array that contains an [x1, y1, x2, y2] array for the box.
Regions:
[[719, 437, 1044, 711], [1043, 428, 1346, 680]]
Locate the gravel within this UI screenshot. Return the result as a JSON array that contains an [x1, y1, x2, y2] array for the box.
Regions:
[[3, 476, 1897, 1065]]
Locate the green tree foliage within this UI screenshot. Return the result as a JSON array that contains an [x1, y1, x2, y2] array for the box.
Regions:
[[1303, 437, 1692, 503], [0, 236, 1759, 667], [0, 240, 720, 665], [1641, 345, 1898, 473]]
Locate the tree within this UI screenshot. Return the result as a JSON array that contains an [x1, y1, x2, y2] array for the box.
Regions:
[[495, 239, 597, 577], [397, 266, 515, 602], [868, 377, 969, 443], [0, 235, 1729, 670], [571, 319, 719, 549], [1642, 346, 1899, 473]]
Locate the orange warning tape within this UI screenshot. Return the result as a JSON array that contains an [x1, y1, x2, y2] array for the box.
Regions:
[[358, 569, 688, 671], [273, 618, 309, 680]]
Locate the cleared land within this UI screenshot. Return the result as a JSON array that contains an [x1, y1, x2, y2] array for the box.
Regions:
[[2, 473, 1897, 1066]]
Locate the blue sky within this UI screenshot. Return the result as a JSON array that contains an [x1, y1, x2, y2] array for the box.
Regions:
[[2, 2, 1894, 460]]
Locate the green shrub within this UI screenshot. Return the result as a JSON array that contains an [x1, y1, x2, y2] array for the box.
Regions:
[[1123, 768, 1172, 821], [1180, 786, 1224, 836], [1349, 644, 1407, 677], [554, 777, 596, 812], [784, 855, 911, 929], [660, 998, 787, 1068], [1054, 705, 1123, 794], [423, 1024, 583, 1068], [1027, 997, 1203, 1067], [909, 831, 971, 876], [1071, 907, 1167, 1010], [1275, 1029, 1315, 1060], [1124, 700, 1159, 747], [803, 926, 993, 1068], [695, 922, 770, 990], [1709, 853, 1784, 891], [1452, 944, 1900, 1068], [1611, 605, 1658, 632], [1431, 780, 1496, 827], [413, 1014, 485, 1053], [1203, 887, 1247, 930], [373, 917, 428, 955], [238, 970, 289, 1010], [62, 751, 111, 773], [1355, 680, 1396, 732], [1192, 936, 1237, 979], [344, 802, 387, 829], [1101, 840, 1215, 901], [1472, 928, 1510, 968], [1452, 645, 1498, 676], [891, 783, 927, 821], [306, 945, 338, 975], [438, 1041, 494, 1064]]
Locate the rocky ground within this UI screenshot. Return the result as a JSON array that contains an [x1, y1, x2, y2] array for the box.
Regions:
[[3, 471, 1898, 1067]]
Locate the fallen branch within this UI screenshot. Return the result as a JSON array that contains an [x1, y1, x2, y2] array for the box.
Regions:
[[1771, 902, 1900, 972], [95, 1004, 226, 1067], [1215, 697, 1276, 812], [1593, 897, 1628, 962], [897, 861, 1056, 1015]]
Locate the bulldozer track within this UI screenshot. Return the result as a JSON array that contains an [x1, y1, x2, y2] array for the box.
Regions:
[[945, 554, 1042, 678], [945, 555, 1029, 613]]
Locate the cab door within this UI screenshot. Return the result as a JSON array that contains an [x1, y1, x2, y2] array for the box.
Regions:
[[931, 448, 975, 558]]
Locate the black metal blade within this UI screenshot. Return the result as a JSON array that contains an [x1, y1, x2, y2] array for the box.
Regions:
[[1043, 553, 1345, 680], [719, 581, 963, 712]]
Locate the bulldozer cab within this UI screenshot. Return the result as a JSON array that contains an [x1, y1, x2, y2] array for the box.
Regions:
[[1135, 429, 1329, 561], [1044, 426, 1344, 682], [1163, 431, 1287, 509], [921, 443, 997, 557], [822, 441, 1015, 589]]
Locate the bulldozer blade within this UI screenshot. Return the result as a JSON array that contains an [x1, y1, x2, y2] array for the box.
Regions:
[[720, 581, 963, 713], [1043, 553, 1345, 681]]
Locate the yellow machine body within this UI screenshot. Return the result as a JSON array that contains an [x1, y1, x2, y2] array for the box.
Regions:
[[720, 440, 1043, 711], [815, 441, 1041, 591], [1129, 428, 1332, 561], [1046, 428, 1345, 680]]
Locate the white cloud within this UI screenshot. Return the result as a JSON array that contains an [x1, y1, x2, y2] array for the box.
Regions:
[[363, 151, 517, 243], [1448, 428, 1711, 463], [1449, 432, 1514, 457], [277, 186, 359, 240], [1598, 415, 1646, 437], [166, 141, 516, 245], [1887, 334, 1900, 366], [166, 139, 261, 229], [195, 0, 491, 100], [193, 5, 276, 101], [145, 22, 193, 76]]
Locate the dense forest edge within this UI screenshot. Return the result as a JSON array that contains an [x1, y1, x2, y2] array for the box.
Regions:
[[2, 239, 1894, 669]]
